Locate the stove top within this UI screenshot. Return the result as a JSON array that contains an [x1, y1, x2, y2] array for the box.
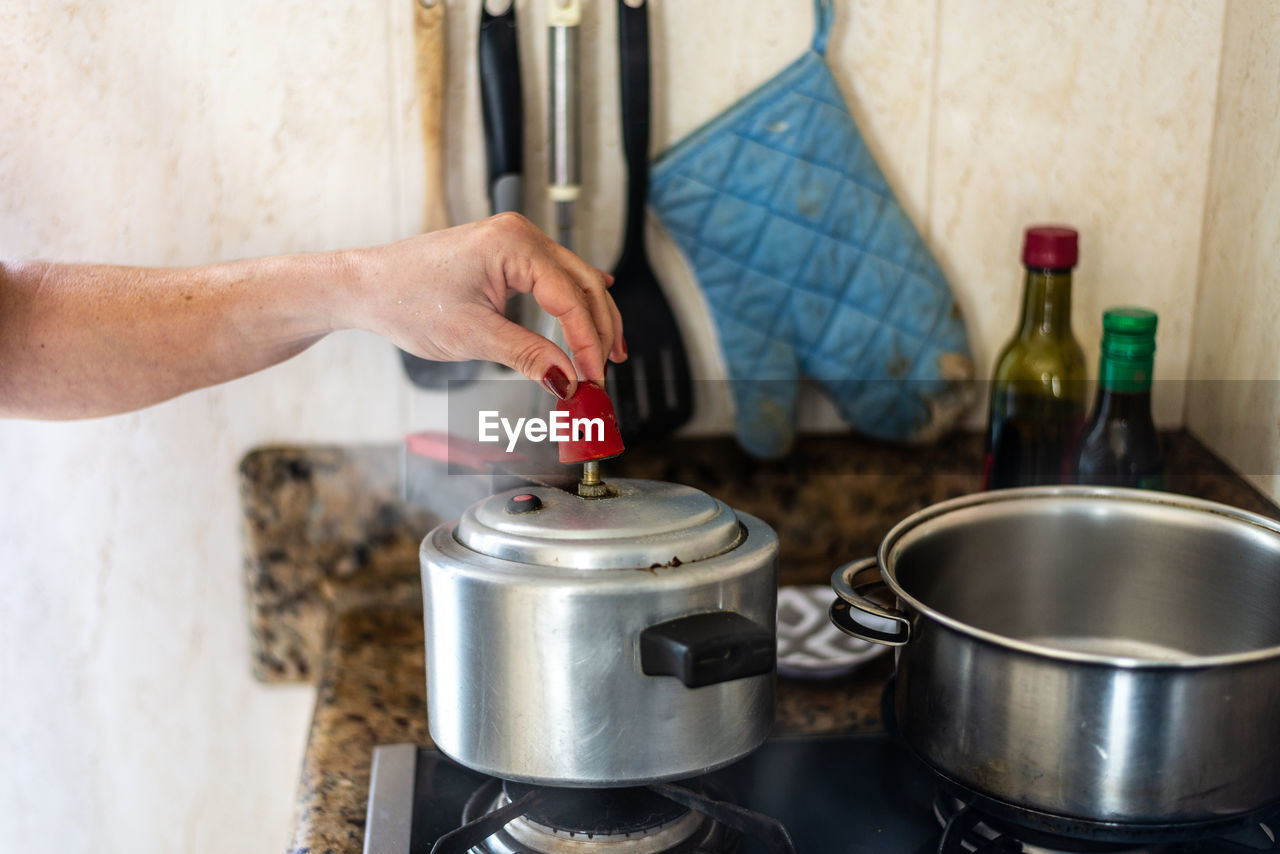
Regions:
[[363, 734, 1279, 854]]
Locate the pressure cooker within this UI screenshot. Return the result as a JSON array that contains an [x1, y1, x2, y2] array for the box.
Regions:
[[420, 476, 779, 787]]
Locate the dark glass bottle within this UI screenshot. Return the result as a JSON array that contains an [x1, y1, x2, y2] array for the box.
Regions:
[[1072, 308, 1164, 489], [983, 226, 1087, 489]]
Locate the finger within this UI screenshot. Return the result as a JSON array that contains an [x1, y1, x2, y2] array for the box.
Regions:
[[488, 220, 614, 380], [556, 301, 612, 385], [607, 297, 626, 363], [539, 242, 617, 359], [576, 272, 618, 368], [462, 309, 580, 400], [549, 248, 621, 372], [525, 271, 612, 384], [542, 238, 612, 292]]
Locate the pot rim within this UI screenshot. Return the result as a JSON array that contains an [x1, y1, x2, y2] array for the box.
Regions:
[[877, 485, 1280, 669]]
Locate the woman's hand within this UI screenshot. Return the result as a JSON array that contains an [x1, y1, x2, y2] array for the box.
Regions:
[[341, 213, 626, 399]]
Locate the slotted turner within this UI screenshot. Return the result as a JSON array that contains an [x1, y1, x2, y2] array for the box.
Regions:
[[605, 0, 694, 443]]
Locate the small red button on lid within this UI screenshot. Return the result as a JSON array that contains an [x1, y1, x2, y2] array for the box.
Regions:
[[556, 383, 626, 465], [506, 493, 543, 514], [1022, 225, 1079, 269]]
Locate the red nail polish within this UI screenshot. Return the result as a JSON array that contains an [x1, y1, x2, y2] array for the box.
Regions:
[[542, 366, 572, 400], [620, 334, 628, 358]]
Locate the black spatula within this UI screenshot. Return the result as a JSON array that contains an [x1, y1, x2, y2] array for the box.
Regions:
[[606, 0, 694, 443]]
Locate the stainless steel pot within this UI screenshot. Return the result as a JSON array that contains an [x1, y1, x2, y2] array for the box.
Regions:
[[829, 486, 1280, 826], [421, 478, 778, 786]]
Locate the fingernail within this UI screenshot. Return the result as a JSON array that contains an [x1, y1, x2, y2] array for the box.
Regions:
[[620, 334, 628, 358], [542, 366, 572, 400]]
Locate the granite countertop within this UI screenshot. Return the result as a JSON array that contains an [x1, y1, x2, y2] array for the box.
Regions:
[[238, 432, 1279, 854]]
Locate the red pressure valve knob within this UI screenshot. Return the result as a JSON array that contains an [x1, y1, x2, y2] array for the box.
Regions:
[[556, 382, 626, 465]]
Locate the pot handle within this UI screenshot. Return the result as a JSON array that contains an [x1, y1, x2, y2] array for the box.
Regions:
[[829, 558, 911, 646], [640, 611, 775, 688]]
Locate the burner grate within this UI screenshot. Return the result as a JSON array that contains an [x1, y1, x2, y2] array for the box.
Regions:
[[931, 792, 1280, 854], [503, 782, 690, 837], [427, 777, 794, 854]]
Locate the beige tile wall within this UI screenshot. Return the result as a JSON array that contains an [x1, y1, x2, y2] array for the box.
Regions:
[[0, 1, 1258, 852], [421, 0, 1225, 432], [0, 1, 411, 852], [1187, 0, 1280, 502], [928, 0, 1224, 426]]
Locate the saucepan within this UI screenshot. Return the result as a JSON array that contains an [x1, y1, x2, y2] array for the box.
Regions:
[[829, 486, 1280, 829]]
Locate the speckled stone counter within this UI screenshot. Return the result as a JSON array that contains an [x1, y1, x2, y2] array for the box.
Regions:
[[240, 431, 1279, 854]]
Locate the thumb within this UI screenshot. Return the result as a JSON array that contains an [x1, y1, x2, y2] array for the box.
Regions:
[[469, 312, 579, 400]]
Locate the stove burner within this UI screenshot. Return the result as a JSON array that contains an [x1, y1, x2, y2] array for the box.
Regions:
[[932, 794, 1163, 854], [428, 777, 796, 854], [445, 780, 729, 854], [502, 782, 694, 837], [931, 792, 1280, 854]]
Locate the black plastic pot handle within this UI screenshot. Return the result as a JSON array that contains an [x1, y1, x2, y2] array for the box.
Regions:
[[479, 1, 522, 214], [640, 611, 775, 688]]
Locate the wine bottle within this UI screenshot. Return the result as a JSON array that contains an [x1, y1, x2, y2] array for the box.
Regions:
[[1072, 308, 1163, 489], [983, 226, 1087, 489]]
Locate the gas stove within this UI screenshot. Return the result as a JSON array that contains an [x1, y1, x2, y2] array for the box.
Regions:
[[362, 733, 1279, 854]]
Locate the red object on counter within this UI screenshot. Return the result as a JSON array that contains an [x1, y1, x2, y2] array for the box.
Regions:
[[556, 383, 626, 464], [405, 431, 527, 471], [1022, 225, 1079, 269]]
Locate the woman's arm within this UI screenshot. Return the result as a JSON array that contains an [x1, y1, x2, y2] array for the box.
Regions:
[[0, 214, 624, 419]]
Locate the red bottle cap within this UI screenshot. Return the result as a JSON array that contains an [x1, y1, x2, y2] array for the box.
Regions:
[[556, 383, 626, 464], [1022, 226, 1079, 269]]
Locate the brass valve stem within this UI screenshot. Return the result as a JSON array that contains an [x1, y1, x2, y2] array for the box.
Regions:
[[577, 461, 609, 498]]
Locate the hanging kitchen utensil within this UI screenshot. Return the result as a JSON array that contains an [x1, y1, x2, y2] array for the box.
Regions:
[[399, 0, 485, 390], [480, 1, 523, 217], [606, 0, 695, 444], [647, 0, 973, 457], [548, 0, 581, 251], [528, 0, 579, 382], [479, 0, 541, 338]]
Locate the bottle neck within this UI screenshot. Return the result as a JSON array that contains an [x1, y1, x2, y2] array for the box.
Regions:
[[1018, 268, 1075, 339], [1093, 346, 1155, 419], [1097, 328, 1155, 392], [1091, 384, 1153, 419]]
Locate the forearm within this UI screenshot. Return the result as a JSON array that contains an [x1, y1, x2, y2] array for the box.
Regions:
[[0, 251, 359, 419], [0, 215, 622, 420]]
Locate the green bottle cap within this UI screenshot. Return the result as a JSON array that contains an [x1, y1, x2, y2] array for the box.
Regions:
[[1103, 307, 1158, 336], [1099, 307, 1157, 391]]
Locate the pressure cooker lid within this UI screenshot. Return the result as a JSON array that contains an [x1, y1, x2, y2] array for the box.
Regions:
[[454, 478, 743, 570]]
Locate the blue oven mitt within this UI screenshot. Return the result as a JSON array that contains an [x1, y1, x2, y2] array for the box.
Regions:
[[649, 0, 973, 457]]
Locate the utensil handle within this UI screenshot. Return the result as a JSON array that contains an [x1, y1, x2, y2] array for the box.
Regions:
[[548, 0, 581, 206], [617, 0, 650, 262], [479, 1, 523, 214], [414, 0, 449, 232], [829, 558, 911, 646]]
